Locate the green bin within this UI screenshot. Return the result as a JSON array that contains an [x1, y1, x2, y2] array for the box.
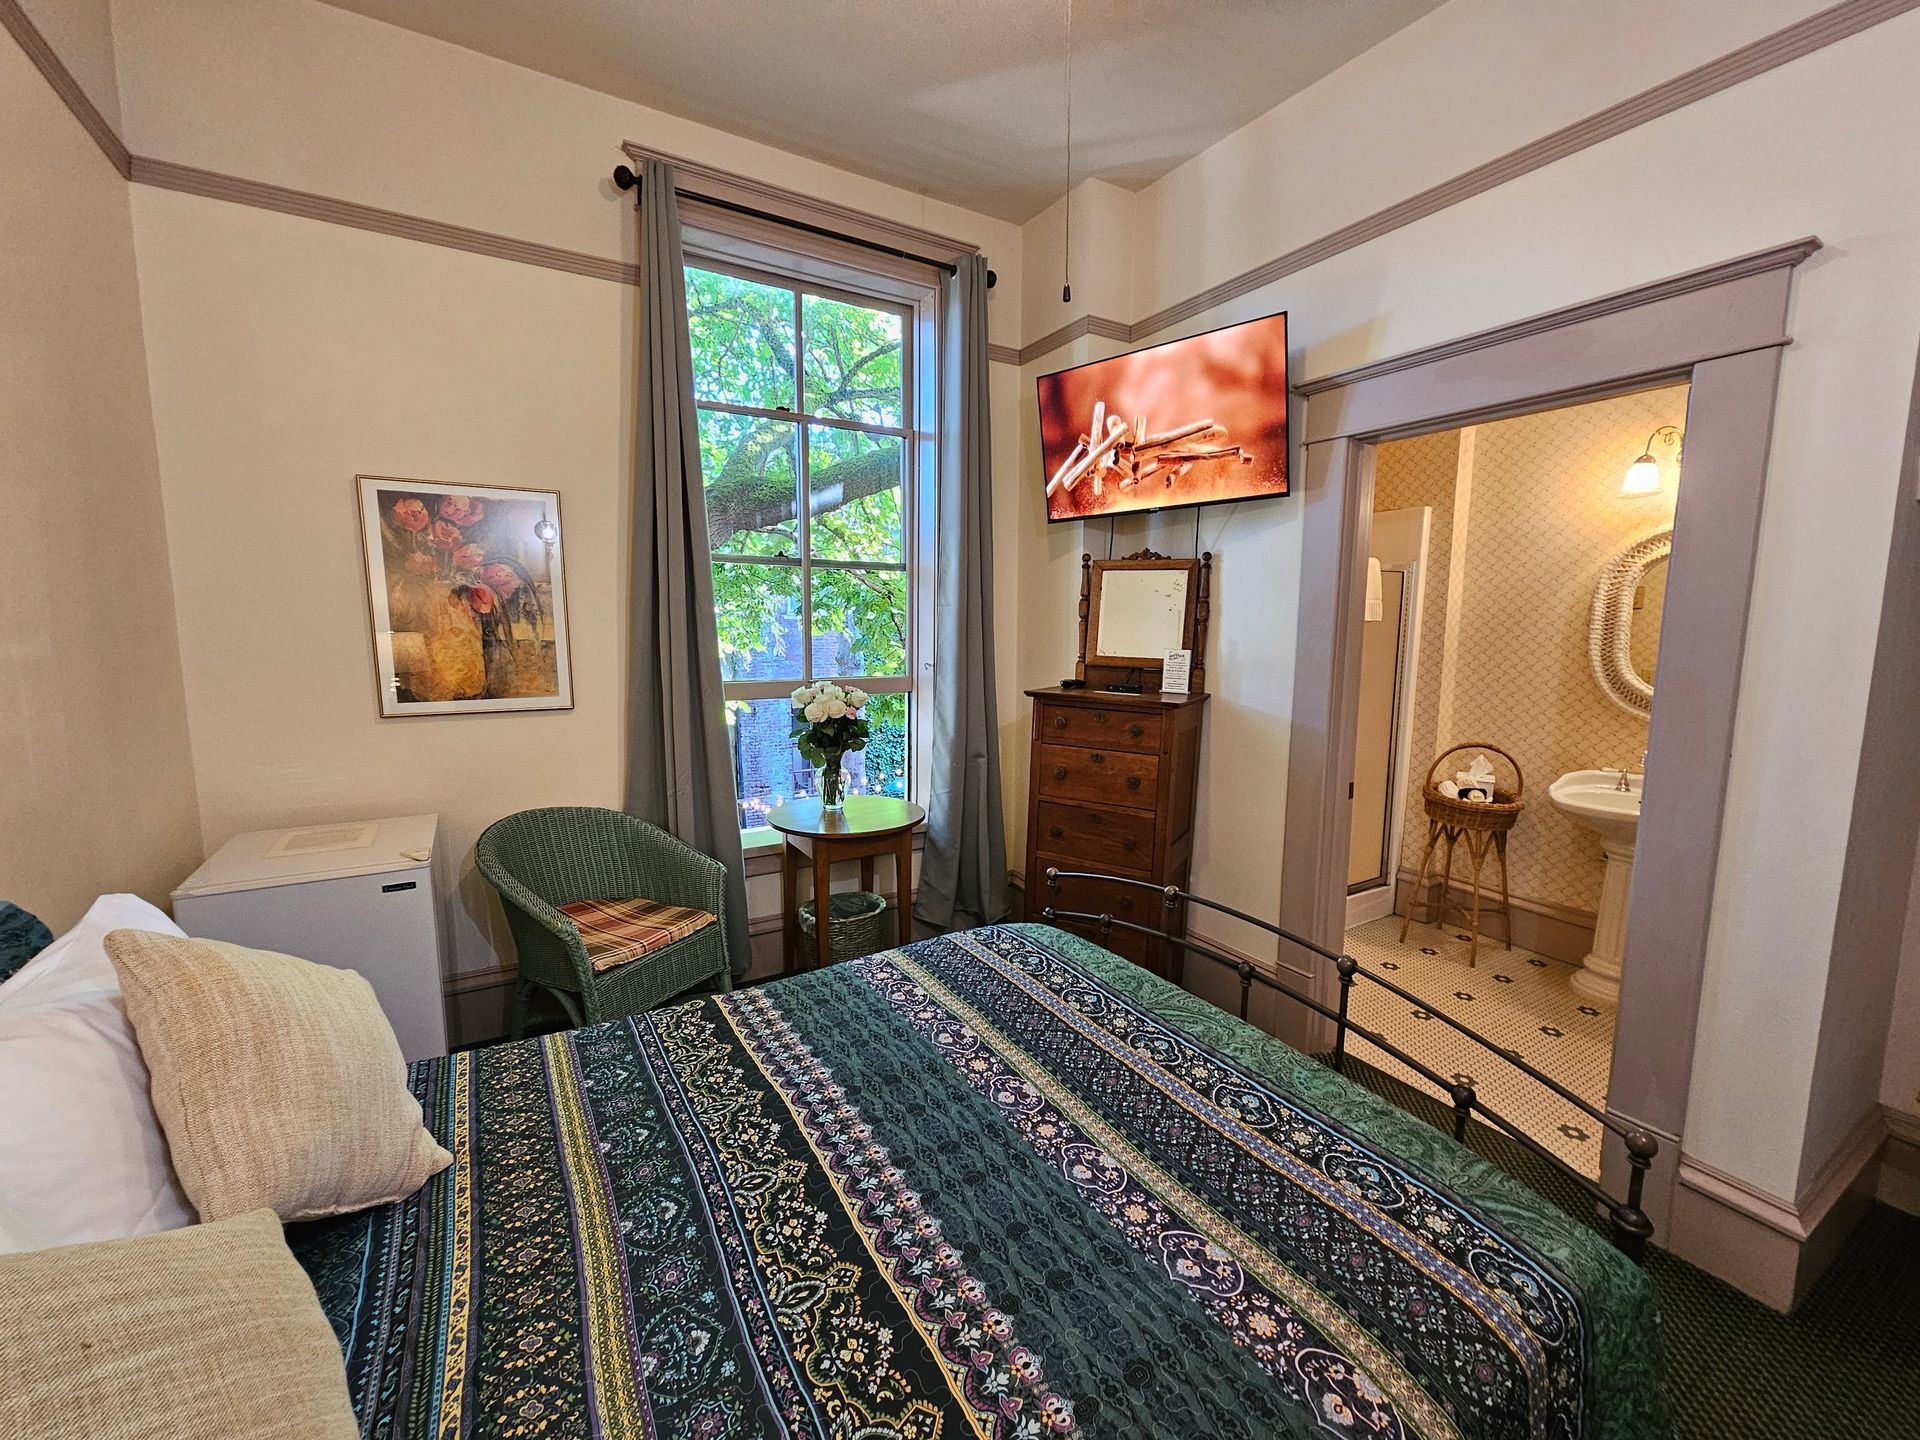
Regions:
[[798, 890, 889, 967]]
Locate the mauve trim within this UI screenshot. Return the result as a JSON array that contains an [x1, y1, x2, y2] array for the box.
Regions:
[[0, 0, 130, 177], [4, 0, 1912, 368], [1014, 0, 1915, 365]]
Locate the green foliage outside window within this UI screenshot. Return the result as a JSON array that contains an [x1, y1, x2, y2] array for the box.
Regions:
[[689, 264, 914, 819]]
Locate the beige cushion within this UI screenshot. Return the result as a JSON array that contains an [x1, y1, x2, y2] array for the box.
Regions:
[[0, 1208, 358, 1439], [105, 929, 450, 1222]]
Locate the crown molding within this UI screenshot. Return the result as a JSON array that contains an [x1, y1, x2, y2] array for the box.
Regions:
[[128, 157, 640, 285], [1014, 0, 1912, 367], [7, 0, 1909, 371], [1014, 313, 1131, 366], [1129, 0, 1914, 344], [0, 0, 128, 176]]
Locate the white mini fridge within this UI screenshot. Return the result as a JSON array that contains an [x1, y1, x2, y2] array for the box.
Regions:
[[171, 814, 449, 1061]]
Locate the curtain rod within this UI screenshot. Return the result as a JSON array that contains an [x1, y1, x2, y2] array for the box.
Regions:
[[612, 165, 995, 288]]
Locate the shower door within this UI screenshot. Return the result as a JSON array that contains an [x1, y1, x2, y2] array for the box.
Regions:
[[1346, 507, 1430, 926]]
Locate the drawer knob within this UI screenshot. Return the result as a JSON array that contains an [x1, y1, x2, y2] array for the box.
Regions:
[[1091, 753, 1105, 765], [1049, 825, 1064, 838], [1128, 723, 1145, 738], [1123, 838, 1138, 852], [1053, 714, 1067, 729], [1052, 765, 1068, 781], [1126, 776, 1142, 792], [1095, 712, 1109, 725]]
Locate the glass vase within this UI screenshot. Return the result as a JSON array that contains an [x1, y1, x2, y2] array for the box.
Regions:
[[816, 758, 847, 811]]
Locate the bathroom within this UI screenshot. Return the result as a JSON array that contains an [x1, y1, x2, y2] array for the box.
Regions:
[[1342, 383, 1686, 1178]]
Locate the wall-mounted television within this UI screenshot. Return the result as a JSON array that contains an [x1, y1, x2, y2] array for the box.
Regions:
[[1038, 310, 1289, 523]]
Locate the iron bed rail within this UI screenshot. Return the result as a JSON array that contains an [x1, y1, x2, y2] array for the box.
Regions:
[[1039, 868, 1658, 1259]]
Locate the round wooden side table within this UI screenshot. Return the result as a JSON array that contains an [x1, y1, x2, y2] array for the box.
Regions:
[[767, 796, 925, 974]]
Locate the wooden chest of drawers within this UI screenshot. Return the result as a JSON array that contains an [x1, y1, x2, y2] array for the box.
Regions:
[[1022, 686, 1208, 978]]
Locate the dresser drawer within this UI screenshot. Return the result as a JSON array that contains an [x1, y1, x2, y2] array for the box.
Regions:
[[1035, 800, 1154, 874], [1030, 867, 1162, 965], [1037, 743, 1159, 808], [1037, 702, 1163, 752]]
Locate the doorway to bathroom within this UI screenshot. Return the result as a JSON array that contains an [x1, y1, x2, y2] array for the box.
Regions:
[[1338, 384, 1687, 1178]]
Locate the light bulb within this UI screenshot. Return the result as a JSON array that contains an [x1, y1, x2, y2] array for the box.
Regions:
[[1620, 456, 1663, 496]]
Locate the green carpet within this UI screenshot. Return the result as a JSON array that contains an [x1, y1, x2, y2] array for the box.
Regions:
[[1325, 1056, 1920, 1440]]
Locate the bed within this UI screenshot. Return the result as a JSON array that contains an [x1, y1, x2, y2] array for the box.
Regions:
[[289, 921, 1669, 1440]]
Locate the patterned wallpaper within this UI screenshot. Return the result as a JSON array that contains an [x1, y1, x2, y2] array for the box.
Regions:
[[1370, 384, 1687, 916]]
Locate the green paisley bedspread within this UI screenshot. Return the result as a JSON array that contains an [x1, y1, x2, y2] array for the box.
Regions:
[[289, 923, 1669, 1440]]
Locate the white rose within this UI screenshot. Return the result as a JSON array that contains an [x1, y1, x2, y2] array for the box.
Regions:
[[820, 682, 844, 700], [790, 685, 813, 706], [803, 700, 828, 723], [824, 698, 848, 719], [846, 687, 868, 707]]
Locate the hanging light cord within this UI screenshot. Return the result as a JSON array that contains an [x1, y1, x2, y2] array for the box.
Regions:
[[1062, 0, 1073, 304]]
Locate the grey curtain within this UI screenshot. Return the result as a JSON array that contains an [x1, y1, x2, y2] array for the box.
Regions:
[[624, 158, 751, 977], [915, 255, 1009, 929]]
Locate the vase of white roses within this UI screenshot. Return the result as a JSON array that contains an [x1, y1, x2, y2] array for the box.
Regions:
[[790, 681, 869, 811]]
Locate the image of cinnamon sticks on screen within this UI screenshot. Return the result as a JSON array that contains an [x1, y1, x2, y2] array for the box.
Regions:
[[1044, 405, 1254, 501]]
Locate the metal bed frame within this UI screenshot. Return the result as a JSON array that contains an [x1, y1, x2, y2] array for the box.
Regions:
[[1040, 868, 1659, 1259]]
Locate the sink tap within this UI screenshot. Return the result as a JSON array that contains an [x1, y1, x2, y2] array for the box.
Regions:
[[1615, 769, 1632, 792]]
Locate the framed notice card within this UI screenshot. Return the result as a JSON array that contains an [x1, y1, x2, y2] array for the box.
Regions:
[[1161, 649, 1192, 695]]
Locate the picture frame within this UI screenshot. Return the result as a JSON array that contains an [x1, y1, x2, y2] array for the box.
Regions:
[[356, 475, 575, 717]]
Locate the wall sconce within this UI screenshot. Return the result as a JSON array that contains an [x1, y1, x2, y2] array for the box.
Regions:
[[1622, 425, 1682, 496]]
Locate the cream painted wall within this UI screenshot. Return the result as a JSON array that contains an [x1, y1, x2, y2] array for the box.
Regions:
[[1403, 387, 1687, 917], [109, 0, 1022, 350], [18, 0, 122, 128], [0, 28, 199, 930], [1882, 852, 1920, 1122], [114, 0, 1029, 992], [1015, 3, 1920, 1200]]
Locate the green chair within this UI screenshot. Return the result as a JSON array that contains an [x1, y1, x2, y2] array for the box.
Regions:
[[476, 807, 733, 1038]]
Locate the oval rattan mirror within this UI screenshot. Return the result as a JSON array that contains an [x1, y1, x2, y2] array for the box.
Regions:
[[1588, 529, 1672, 717]]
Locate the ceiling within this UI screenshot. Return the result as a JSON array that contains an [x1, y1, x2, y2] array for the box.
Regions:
[[318, 0, 1444, 222]]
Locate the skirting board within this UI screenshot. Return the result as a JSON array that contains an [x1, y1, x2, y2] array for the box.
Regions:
[[1669, 1104, 1889, 1310], [1881, 1107, 1920, 1217], [1391, 870, 1597, 966]]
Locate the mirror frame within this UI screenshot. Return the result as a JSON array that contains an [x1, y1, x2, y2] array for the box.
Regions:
[[1588, 528, 1672, 717], [1076, 549, 1212, 692]]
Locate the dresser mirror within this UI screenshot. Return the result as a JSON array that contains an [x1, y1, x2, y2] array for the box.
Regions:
[[1077, 549, 1212, 692]]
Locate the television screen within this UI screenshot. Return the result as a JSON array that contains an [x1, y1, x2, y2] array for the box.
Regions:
[[1037, 310, 1289, 523]]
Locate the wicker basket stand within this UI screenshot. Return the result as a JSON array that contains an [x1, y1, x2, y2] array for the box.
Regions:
[[1399, 742, 1525, 965]]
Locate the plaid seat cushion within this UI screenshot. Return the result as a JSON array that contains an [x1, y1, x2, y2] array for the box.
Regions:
[[558, 898, 717, 973]]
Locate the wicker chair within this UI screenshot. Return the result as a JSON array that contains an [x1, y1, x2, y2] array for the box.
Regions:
[[476, 807, 733, 1037]]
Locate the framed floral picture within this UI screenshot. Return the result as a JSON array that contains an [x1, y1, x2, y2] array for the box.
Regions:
[[356, 476, 574, 716]]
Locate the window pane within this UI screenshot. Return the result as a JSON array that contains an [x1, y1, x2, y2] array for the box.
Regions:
[[808, 426, 903, 564], [702, 411, 798, 557], [687, 267, 795, 410], [853, 691, 910, 800], [712, 560, 803, 681], [811, 566, 907, 677], [725, 693, 910, 829], [803, 294, 904, 426]]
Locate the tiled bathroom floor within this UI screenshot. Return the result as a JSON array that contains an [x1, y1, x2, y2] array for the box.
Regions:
[[1341, 914, 1615, 1178]]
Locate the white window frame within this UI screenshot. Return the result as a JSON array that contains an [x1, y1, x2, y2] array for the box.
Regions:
[[681, 227, 939, 849]]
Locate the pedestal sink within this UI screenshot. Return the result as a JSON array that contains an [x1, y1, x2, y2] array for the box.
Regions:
[[1547, 770, 1642, 1005]]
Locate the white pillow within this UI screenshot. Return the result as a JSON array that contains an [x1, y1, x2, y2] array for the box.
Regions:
[[0, 895, 196, 1252]]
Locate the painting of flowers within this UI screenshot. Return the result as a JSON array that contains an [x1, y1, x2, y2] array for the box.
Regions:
[[356, 476, 573, 716]]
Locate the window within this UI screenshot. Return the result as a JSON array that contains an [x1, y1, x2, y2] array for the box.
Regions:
[[686, 261, 927, 836]]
